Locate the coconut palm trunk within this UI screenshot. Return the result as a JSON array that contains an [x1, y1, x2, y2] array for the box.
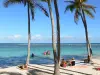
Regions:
[[26, 3, 31, 65], [53, 52, 60, 75], [47, 0, 60, 75], [54, 0, 61, 64], [81, 9, 91, 62]]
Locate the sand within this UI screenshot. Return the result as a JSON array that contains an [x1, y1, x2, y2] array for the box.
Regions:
[[0, 58, 100, 75]]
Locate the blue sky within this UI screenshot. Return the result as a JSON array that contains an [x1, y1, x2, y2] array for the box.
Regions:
[[0, 0, 100, 43]]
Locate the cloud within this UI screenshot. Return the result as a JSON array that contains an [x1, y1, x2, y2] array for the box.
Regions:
[[6, 34, 22, 40], [14, 35, 22, 39], [83, 35, 92, 39], [0, 34, 96, 43], [61, 35, 73, 39], [31, 34, 42, 40]]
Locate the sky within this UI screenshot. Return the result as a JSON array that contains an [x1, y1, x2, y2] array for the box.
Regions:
[[0, 0, 100, 43]]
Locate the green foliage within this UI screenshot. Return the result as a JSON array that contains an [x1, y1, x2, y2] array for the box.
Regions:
[[64, 0, 96, 24], [74, 9, 80, 24], [40, 0, 53, 3], [83, 8, 94, 18], [40, 0, 48, 2], [82, 4, 96, 13], [4, 0, 22, 7], [65, 4, 75, 12], [35, 3, 49, 17], [4, 0, 49, 20]]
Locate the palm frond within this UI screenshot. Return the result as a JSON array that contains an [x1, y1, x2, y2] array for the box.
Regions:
[[40, 0, 48, 2], [79, 0, 87, 3], [39, 0, 53, 4], [30, 7, 35, 20], [29, 0, 35, 20], [35, 3, 49, 17], [83, 9, 94, 18], [22, 0, 27, 6], [82, 4, 96, 13], [82, 0, 87, 2], [4, 0, 22, 7], [64, 0, 74, 3], [74, 9, 80, 24], [65, 4, 75, 13]]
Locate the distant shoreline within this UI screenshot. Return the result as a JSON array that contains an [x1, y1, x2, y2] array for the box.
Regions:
[[0, 43, 100, 44]]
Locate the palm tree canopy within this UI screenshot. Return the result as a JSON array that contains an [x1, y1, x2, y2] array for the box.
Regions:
[[64, 0, 96, 24], [4, 0, 49, 20]]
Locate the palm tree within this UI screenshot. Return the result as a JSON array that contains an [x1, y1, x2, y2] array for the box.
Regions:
[[4, 0, 48, 65], [54, 0, 61, 65], [65, 0, 95, 62], [40, 0, 60, 75]]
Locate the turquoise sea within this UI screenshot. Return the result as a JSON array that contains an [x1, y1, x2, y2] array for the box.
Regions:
[[0, 43, 100, 67]]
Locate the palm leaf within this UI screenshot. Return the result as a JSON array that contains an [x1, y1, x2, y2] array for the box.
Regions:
[[40, 0, 48, 2], [35, 3, 49, 17], [29, 0, 35, 20], [82, 4, 96, 13], [30, 7, 35, 20], [74, 9, 80, 24], [22, 0, 27, 6], [65, 4, 75, 12], [4, 0, 22, 7], [82, 0, 87, 2], [40, 0, 53, 4], [79, 0, 87, 3], [64, 0, 74, 3], [83, 8, 94, 18], [78, 0, 87, 3]]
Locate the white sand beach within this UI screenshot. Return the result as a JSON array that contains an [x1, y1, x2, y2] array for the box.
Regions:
[[0, 58, 100, 75]]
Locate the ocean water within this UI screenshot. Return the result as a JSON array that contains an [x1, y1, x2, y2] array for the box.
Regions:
[[0, 43, 100, 67]]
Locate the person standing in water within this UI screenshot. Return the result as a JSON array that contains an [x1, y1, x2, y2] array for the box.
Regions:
[[47, 50, 50, 55], [31, 53, 34, 57], [89, 43, 93, 57]]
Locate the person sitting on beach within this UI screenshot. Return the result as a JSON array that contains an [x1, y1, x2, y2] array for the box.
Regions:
[[71, 58, 75, 66], [18, 64, 28, 70], [60, 59, 67, 67], [66, 58, 75, 66], [60, 59, 64, 67], [66, 60, 72, 66]]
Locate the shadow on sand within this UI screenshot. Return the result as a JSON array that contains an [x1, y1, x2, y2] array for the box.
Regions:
[[28, 65, 92, 75], [28, 66, 73, 75]]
